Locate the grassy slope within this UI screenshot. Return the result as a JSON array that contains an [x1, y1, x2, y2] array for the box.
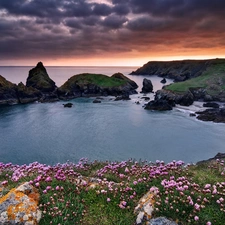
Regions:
[[165, 60, 225, 95], [61, 73, 126, 89]]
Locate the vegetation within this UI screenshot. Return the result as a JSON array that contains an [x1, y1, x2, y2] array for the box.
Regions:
[[0, 158, 224, 225], [165, 60, 225, 96], [61, 73, 127, 89]]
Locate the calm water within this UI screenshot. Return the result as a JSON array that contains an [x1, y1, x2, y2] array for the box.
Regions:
[[0, 66, 224, 165]]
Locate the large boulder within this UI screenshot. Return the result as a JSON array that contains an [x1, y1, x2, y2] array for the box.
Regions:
[[0, 182, 41, 225], [26, 62, 56, 93], [0, 75, 19, 105], [144, 99, 173, 111], [155, 89, 194, 106], [141, 78, 153, 93], [196, 108, 225, 123], [17, 82, 42, 104]]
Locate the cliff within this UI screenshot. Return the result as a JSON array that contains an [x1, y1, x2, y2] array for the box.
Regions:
[[130, 58, 225, 82]]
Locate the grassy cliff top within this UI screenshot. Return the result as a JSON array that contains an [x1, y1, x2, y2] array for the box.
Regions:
[[61, 73, 127, 89], [165, 59, 225, 95]]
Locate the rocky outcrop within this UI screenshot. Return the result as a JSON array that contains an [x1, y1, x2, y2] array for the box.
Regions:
[[155, 89, 194, 106], [17, 82, 41, 104], [0, 75, 19, 105], [160, 78, 167, 84], [130, 59, 216, 81], [196, 108, 225, 123], [58, 73, 137, 100], [114, 93, 131, 101], [197, 152, 225, 165], [203, 102, 220, 108], [26, 62, 56, 93], [26, 62, 58, 102], [63, 102, 73, 107], [111, 72, 138, 89], [144, 99, 173, 111], [0, 182, 41, 225], [141, 78, 153, 93]]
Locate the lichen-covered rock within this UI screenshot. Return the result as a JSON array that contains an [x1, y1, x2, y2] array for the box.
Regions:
[[147, 217, 178, 225], [0, 182, 41, 225], [0, 75, 19, 105], [134, 187, 158, 224]]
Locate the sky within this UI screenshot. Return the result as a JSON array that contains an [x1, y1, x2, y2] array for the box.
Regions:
[[0, 0, 225, 66]]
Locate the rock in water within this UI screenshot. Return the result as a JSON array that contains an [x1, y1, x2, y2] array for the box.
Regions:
[[63, 102, 73, 107], [203, 102, 220, 108], [141, 78, 153, 93], [160, 78, 167, 84], [144, 100, 173, 111], [0, 182, 41, 225], [111, 72, 138, 89], [0, 75, 19, 105], [26, 62, 56, 93]]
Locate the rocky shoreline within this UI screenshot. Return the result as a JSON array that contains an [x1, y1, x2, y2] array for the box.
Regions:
[[0, 62, 138, 106]]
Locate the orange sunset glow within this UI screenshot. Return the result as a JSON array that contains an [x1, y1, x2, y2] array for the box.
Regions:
[[0, 0, 225, 66]]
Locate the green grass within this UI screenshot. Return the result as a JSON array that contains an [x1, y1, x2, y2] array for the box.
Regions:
[[63, 73, 127, 88], [165, 62, 225, 95], [0, 158, 224, 225]]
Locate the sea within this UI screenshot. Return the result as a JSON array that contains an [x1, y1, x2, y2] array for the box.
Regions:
[[0, 66, 225, 165]]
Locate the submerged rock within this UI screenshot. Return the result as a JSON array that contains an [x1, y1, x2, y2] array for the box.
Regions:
[[63, 102, 73, 108]]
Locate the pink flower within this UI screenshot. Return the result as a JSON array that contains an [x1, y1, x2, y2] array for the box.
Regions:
[[35, 182, 40, 187], [204, 184, 211, 189], [55, 186, 60, 191], [194, 216, 199, 221], [107, 198, 111, 202], [206, 222, 211, 225]]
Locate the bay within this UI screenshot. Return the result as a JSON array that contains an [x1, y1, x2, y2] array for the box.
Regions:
[[0, 66, 224, 165]]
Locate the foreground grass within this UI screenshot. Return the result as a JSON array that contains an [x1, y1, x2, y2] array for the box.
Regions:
[[165, 60, 225, 96], [0, 158, 224, 225]]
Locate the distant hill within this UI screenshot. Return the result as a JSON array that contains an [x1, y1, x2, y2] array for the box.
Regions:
[[130, 58, 225, 82]]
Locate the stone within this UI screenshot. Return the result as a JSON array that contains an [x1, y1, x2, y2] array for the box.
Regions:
[[111, 72, 138, 89], [141, 78, 153, 93], [93, 99, 101, 103], [141, 97, 150, 101], [114, 94, 131, 101], [147, 217, 178, 225], [134, 187, 158, 224], [144, 100, 173, 111], [160, 78, 167, 84], [0, 182, 41, 225], [196, 108, 225, 123], [63, 102, 73, 108], [203, 102, 220, 108], [189, 113, 196, 117]]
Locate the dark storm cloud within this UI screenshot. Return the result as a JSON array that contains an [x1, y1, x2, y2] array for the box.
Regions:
[[0, 0, 225, 61]]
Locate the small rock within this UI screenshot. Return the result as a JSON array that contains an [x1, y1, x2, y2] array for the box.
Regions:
[[63, 103, 73, 108], [93, 99, 101, 103], [203, 102, 220, 108], [160, 78, 167, 84], [141, 78, 153, 93], [147, 217, 178, 225], [141, 97, 150, 101], [189, 113, 196, 117]]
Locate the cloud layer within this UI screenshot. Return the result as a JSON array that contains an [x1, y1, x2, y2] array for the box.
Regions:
[[0, 0, 225, 65]]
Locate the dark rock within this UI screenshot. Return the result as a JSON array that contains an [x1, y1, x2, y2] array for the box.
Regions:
[[114, 94, 131, 101], [0, 75, 19, 105], [26, 62, 57, 93], [189, 113, 196, 117], [17, 82, 41, 104], [93, 99, 101, 103], [189, 87, 206, 100], [197, 152, 225, 165], [203, 102, 220, 108], [63, 103, 73, 108], [155, 89, 193, 106], [144, 99, 173, 111], [111, 72, 138, 89], [160, 78, 167, 84], [141, 97, 150, 101], [141, 78, 153, 93], [135, 101, 140, 104], [196, 108, 225, 123]]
